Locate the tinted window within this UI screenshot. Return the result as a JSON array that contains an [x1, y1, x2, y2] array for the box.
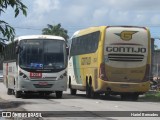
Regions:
[[70, 31, 100, 56], [4, 42, 17, 61], [19, 39, 67, 70]]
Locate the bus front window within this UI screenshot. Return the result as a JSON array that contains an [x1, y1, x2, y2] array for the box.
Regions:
[[43, 40, 65, 69], [19, 39, 66, 71]]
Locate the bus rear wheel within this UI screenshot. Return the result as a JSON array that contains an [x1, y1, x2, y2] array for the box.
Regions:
[[70, 88, 77, 95], [56, 91, 63, 98]]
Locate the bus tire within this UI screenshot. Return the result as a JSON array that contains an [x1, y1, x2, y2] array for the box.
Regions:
[[68, 77, 71, 88], [56, 91, 63, 98], [7, 88, 13, 95], [15, 91, 22, 98], [86, 82, 91, 98], [70, 88, 77, 95], [69, 78, 77, 95]]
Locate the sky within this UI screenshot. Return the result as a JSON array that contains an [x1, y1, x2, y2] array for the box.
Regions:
[[1, 0, 160, 47]]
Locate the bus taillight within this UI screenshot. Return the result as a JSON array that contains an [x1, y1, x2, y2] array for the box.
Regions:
[[99, 63, 108, 81], [142, 64, 150, 82]]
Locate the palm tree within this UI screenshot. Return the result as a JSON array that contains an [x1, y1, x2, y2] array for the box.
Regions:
[[42, 23, 69, 41]]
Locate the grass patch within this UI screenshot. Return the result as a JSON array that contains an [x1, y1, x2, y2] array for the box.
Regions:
[[144, 91, 160, 101]]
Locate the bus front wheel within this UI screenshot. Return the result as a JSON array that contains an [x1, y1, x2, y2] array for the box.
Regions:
[[69, 78, 77, 95], [70, 88, 77, 95], [56, 91, 63, 98], [15, 91, 22, 98]]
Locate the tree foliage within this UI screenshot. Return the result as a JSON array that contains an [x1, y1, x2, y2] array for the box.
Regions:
[[0, 0, 27, 42], [154, 44, 158, 50], [42, 23, 69, 40]]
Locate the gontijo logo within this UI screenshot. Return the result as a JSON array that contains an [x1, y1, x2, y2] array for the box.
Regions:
[[115, 31, 138, 41]]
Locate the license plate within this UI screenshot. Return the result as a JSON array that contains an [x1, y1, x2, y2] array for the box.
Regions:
[[38, 82, 48, 86], [30, 72, 42, 78]]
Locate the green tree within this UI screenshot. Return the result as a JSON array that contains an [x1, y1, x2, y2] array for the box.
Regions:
[[0, 0, 27, 42], [42, 23, 69, 40], [154, 45, 158, 50]]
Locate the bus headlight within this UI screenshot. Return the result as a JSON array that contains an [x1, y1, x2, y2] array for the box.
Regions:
[[19, 71, 29, 80], [60, 75, 64, 79], [58, 71, 67, 80]]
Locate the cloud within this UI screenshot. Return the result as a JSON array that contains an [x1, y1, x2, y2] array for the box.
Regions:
[[92, 8, 109, 24], [151, 15, 160, 25], [33, 0, 60, 14], [22, 0, 160, 27], [2, 0, 160, 37], [61, 5, 89, 24], [22, 0, 60, 27], [102, 0, 160, 11]]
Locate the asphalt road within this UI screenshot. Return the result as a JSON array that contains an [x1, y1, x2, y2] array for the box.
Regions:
[[0, 82, 160, 120]]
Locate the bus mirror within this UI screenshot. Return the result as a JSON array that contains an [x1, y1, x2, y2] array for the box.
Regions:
[[66, 47, 69, 55], [15, 46, 20, 54]]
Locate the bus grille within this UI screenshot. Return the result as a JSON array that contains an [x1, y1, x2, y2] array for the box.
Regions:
[[108, 54, 144, 62], [34, 84, 53, 88]]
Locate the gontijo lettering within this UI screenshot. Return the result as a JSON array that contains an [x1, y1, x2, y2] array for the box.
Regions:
[[81, 57, 91, 65]]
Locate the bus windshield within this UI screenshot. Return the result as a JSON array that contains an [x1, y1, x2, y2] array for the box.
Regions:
[[19, 39, 66, 71]]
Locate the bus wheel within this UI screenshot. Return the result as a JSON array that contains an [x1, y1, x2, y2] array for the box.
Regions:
[[56, 91, 63, 98], [86, 82, 91, 98], [15, 91, 22, 98], [70, 88, 77, 95], [7, 88, 13, 95]]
